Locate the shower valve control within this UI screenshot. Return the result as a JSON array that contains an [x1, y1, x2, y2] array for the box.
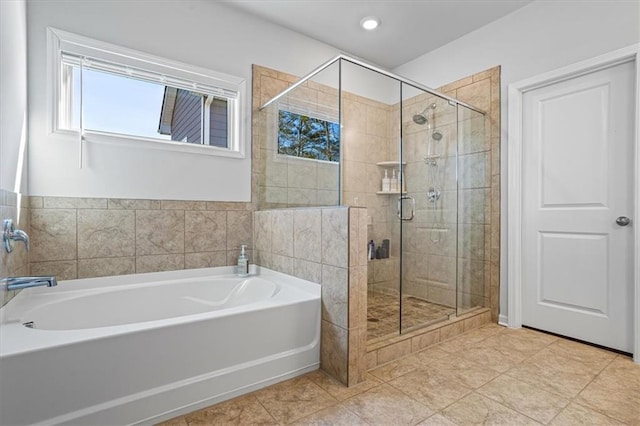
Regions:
[[427, 188, 441, 202]]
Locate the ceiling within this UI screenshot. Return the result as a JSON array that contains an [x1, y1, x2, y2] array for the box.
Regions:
[[222, 0, 533, 69]]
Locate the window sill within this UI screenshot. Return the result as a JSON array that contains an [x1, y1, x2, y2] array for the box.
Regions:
[[273, 152, 339, 165], [55, 129, 246, 159]]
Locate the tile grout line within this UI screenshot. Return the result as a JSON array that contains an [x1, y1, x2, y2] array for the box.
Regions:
[[248, 394, 279, 425], [495, 335, 626, 424], [568, 398, 630, 426], [333, 381, 408, 426], [257, 378, 338, 425], [475, 368, 567, 426], [561, 354, 630, 425], [384, 372, 465, 416], [382, 327, 549, 421]]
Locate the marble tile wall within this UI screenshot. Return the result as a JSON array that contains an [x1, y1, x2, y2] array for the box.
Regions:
[[341, 89, 401, 319], [397, 94, 455, 308], [341, 91, 394, 207], [368, 257, 399, 296], [0, 189, 29, 306], [254, 206, 367, 387], [253, 65, 340, 209], [440, 67, 501, 320], [28, 196, 253, 280], [252, 64, 402, 304]]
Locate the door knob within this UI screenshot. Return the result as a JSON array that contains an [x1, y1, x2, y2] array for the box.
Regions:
[[616, 216, 631, 226]]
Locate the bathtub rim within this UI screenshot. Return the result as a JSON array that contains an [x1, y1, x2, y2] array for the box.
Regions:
[[0, 265, 320, 358]]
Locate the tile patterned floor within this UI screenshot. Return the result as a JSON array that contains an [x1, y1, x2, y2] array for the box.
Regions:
[[159, 324, 640, 425], [367, 291, 456, 341]]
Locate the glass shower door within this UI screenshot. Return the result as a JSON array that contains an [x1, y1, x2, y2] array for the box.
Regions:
[[338, 59, 403, 343], [456, 105, 489, 316], [400, 83, 459, 333]]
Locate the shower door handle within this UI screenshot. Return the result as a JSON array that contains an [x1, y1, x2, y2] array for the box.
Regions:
[[397, 195, 415, 221]]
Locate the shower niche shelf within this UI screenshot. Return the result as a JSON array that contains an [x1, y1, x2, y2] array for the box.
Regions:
[[376, 191, 405, 195], [376, 161, 406, 167], [376, 161, 406, 195]]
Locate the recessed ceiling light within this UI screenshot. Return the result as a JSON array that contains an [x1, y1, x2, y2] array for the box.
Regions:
[[360, 16, 380, 31]]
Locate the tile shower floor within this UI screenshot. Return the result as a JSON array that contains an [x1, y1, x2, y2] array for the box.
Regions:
[[367, 291, 456, 341], [159, 324, 640, 425]]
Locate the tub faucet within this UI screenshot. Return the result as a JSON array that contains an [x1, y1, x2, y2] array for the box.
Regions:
[[1, 276, 57, 291], [3, 218, 29, 253]]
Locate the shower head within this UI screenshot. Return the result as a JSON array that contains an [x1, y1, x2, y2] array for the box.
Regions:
[[432, 130, 443, 141], [412, 113, 428, 125], [412, 103, 437, 125]]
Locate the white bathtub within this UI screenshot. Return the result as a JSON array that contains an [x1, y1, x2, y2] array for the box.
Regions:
[[0, 266, 321, 425]]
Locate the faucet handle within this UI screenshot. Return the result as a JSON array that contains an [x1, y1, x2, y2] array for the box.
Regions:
[[3, 218, 30, 253]]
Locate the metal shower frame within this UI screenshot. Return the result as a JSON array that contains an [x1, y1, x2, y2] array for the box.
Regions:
[[259, 53, 486, 115], [258, 53, 490, 336]]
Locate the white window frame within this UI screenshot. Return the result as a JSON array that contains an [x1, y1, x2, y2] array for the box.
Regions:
[[46, 27, 246, 158], [202, 96, 208, 144], [273, 99, 340, 165]]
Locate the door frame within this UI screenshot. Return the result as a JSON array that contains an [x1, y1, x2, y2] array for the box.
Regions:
[[507, 44, 640, 363]]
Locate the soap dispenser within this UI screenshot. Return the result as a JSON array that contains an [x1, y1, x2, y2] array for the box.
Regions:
[[237, 245, 249, 277]]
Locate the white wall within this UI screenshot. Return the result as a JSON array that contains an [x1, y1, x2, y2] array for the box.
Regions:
[[1, 0, 28, 194], [394, 0, 640, 321], [26, 0, 340, 201]]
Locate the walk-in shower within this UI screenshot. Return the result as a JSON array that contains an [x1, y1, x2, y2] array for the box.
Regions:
[[258, 54, 489, 344]]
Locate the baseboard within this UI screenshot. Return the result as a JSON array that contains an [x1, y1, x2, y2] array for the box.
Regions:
[[498, 314, 509, 327]]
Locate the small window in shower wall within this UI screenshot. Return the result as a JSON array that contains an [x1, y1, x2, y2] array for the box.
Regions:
[[277, 110, 340, 162]]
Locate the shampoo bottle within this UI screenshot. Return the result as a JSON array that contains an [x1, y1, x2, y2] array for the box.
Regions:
[[382, 239, 390, 259], [391, 169, 398, 192], [237, 244, 249, 277], [382, 170, 390, 192]]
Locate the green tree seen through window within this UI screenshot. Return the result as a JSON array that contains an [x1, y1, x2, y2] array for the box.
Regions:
[[278, 110, 340, 162]]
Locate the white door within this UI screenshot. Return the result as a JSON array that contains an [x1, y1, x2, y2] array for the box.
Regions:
[[522, 60, 635, 353]]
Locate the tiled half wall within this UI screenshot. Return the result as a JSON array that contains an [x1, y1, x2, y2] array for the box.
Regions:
[[27, 197, 253, 280], [0, 189, 29, 306], [253, 206, 367, 386]]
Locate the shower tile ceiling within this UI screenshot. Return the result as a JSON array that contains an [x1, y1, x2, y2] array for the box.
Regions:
[[221, 0, 533, 69]]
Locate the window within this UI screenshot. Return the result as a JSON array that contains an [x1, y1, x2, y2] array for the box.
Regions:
[[277, 110, 340, 162], [49, 28, 246, 157], [157, 87, 229, 147]]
